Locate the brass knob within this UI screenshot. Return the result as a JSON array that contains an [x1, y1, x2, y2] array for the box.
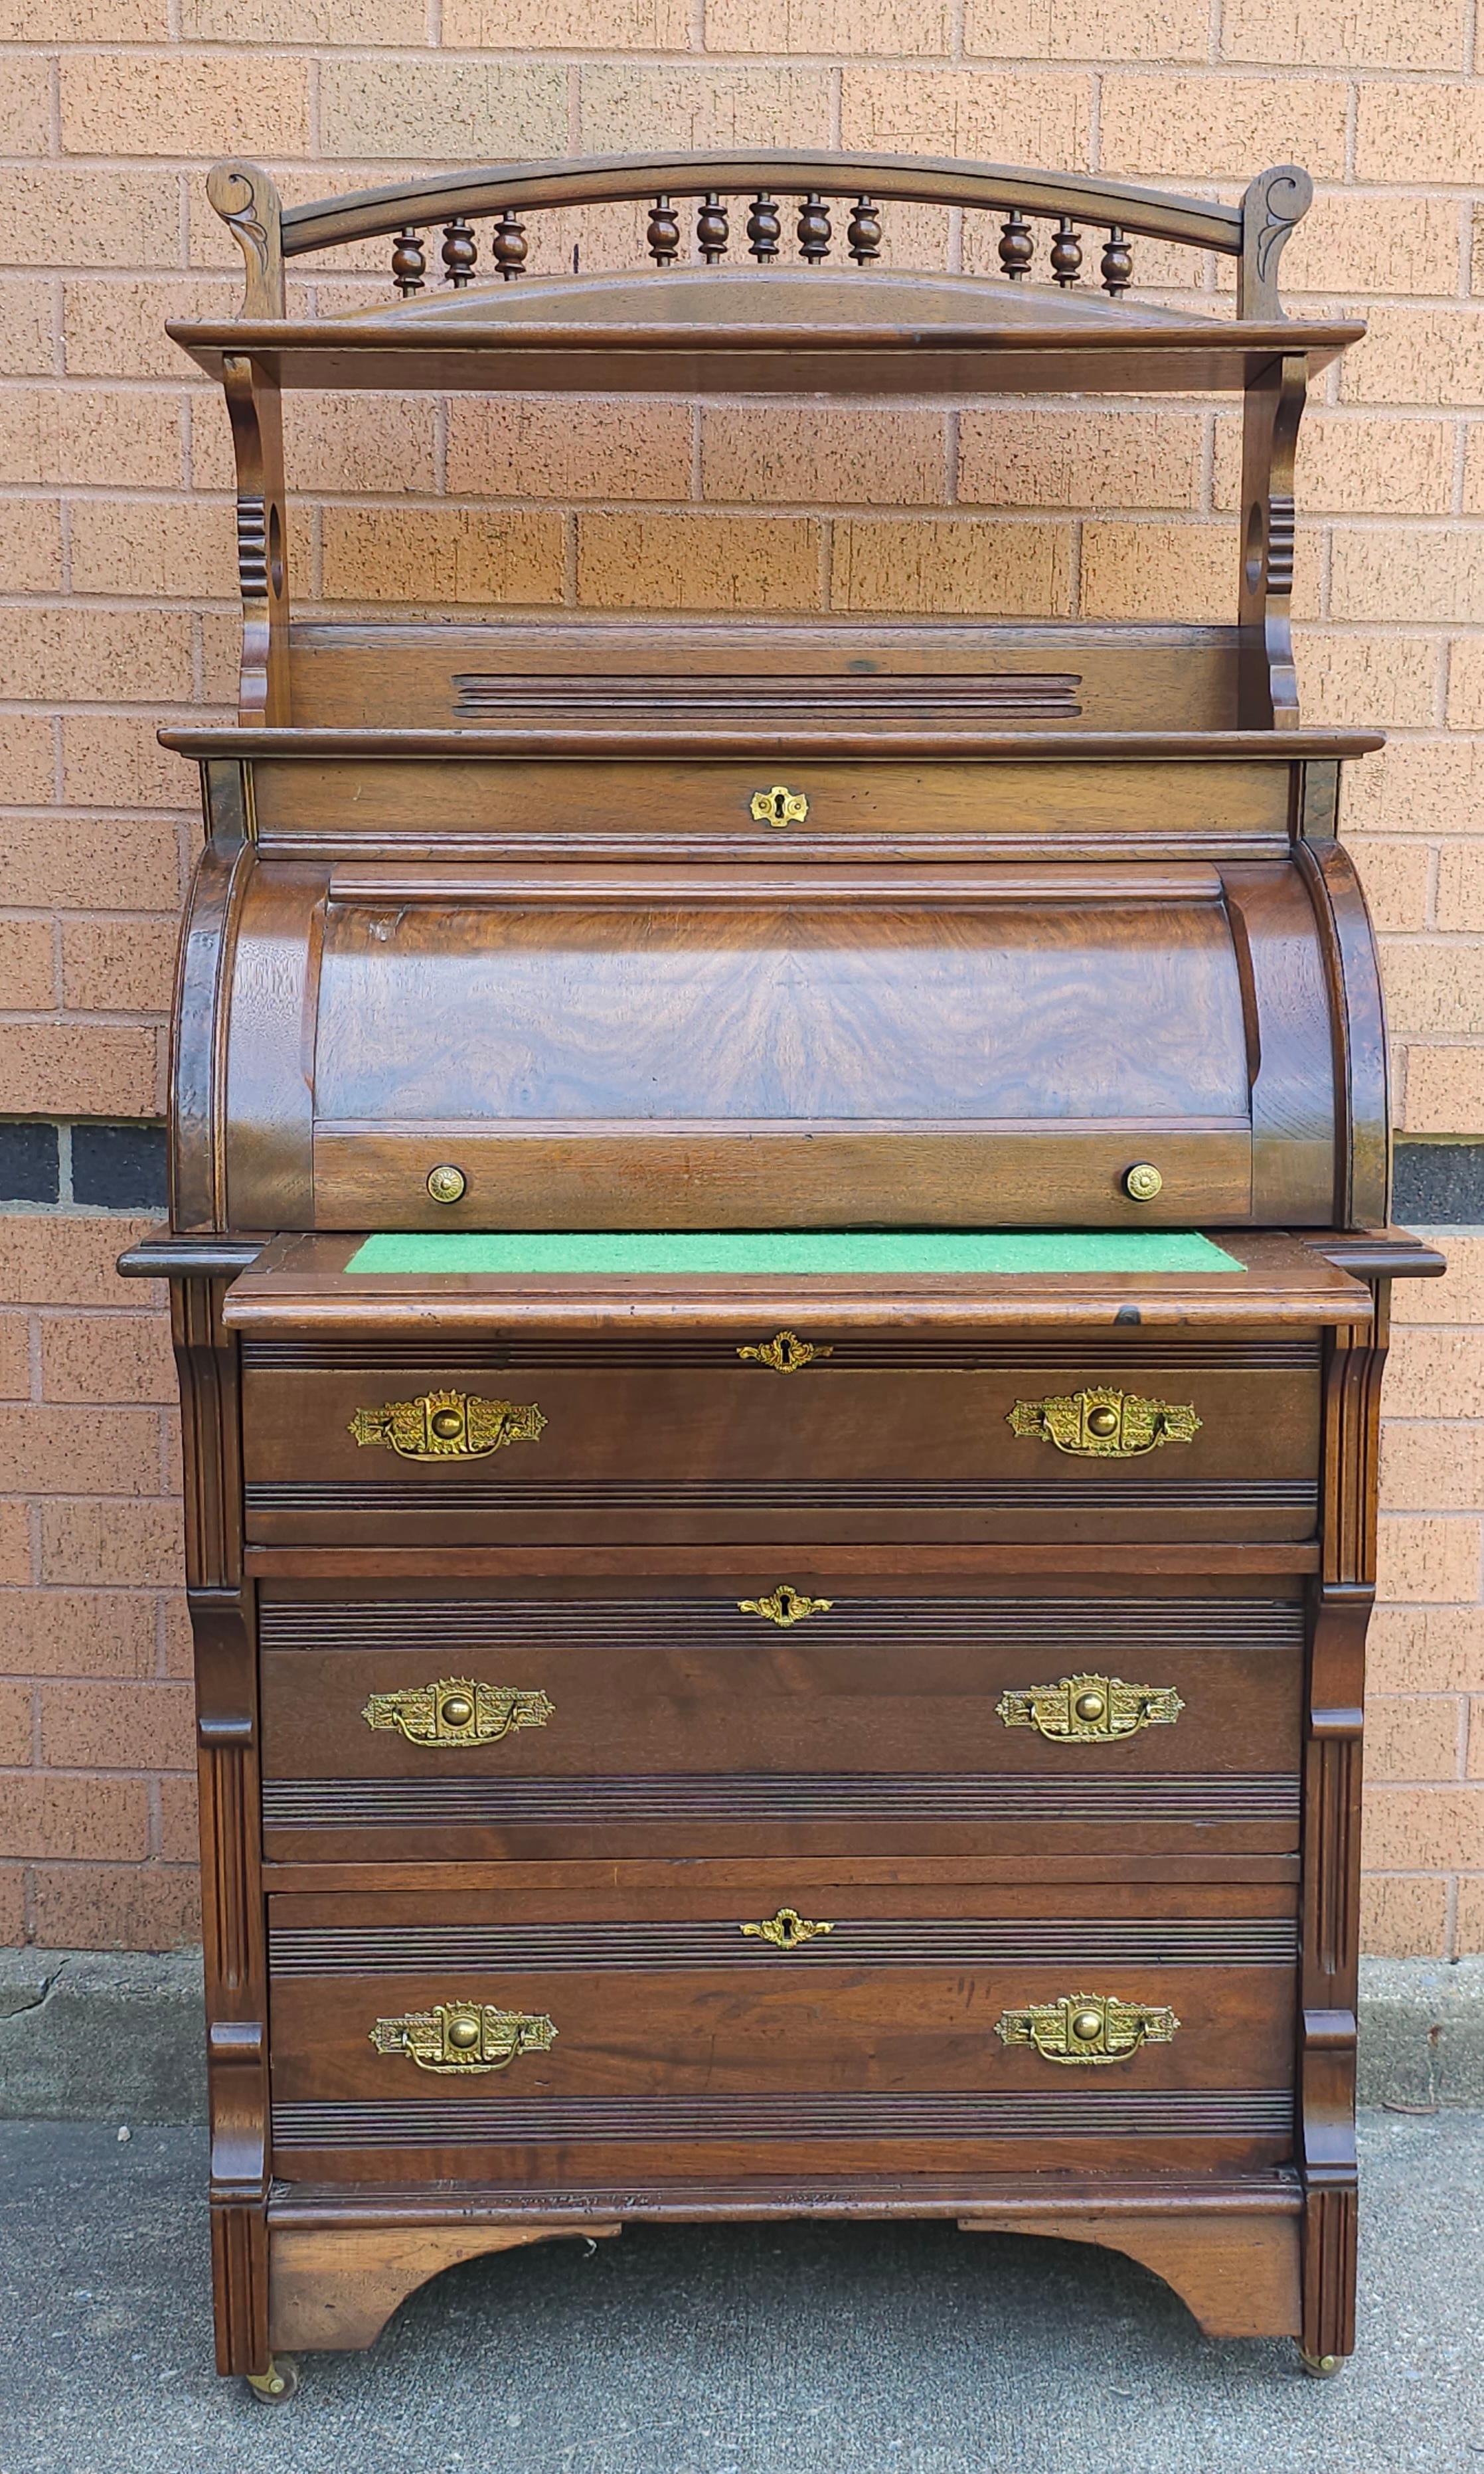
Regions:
[[439, 1692, 475, 1729], [1085, 1406, 1119, 1438], [1073, 1689, 1108, 1722], [427, 1163, 467, 1204], [429, 1408, 463, 1440], [1070, 2008, 1105, 2042], [1123, 1161, 1163, 1202], [446, 2015, 481, 2050]]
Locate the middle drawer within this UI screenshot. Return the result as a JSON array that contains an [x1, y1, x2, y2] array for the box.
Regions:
[[258, 1578, 1303, 1861]]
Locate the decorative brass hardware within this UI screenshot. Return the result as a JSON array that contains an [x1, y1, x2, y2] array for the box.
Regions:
[[370, 2000, 556, 2076], [738, 1584, 833, 1628], [997, 1673, 1185, 1744], [736, 1330, 833, 1373], [362, 1677, 554, 1748], [749, 784, 809, 829], [1007, 1386, 1200, 1458], [426, 1163, 467, 1204], [1122, 1161, 1164, 1202], [349, 1388, 546, 1461], [740, 1908, 835, 1951], [995, 1991, 1179, 2067]]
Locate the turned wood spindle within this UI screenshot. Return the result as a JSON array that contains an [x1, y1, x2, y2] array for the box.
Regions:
[[797, 193, 831, 264], [1050, 215, 1084, 286], [747, 194, 781, 263], [847, 196, 881, 265], [697, 193, 729, 262], [492, 208, 527, 281], [998, 209, 1033, 281], [1101, 224, 1133, 296], [647, 195, 681, 268], [441, 218, 476, 287], [391, 226, 426, 295]]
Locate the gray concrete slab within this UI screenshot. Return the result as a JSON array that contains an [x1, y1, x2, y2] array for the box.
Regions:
[[0, 2113, 1479, 2473]]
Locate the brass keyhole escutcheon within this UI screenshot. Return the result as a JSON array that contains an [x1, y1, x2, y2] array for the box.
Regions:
[[427, 1163, 467, 1204], [749, 783, 809, 829], [1123, 1161, 1163, 1202]]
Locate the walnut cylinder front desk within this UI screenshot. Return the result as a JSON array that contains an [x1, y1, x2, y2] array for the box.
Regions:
[[120, 140, 1449, 2398]]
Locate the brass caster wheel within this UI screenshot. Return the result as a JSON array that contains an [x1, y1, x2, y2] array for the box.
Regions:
[[1298, 2348, 1342, 2378], [245, 2356, 300, 2404]]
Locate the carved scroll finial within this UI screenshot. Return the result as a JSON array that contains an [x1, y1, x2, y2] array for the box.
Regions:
[[1238, 163, 1312, 321], [206, 161, 285, 320]]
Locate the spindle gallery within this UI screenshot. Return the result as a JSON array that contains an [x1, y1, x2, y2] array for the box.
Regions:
[[119, 145, 1443, 2400]]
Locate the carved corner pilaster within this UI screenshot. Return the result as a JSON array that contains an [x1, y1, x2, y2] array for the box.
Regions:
[[221, 355, 289, 726], [1238, 353, 1307, 728]]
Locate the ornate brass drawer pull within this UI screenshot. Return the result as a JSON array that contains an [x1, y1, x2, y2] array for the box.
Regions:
[[370, 2000, 556, 2076], [362, 1677, 554, 1748], [349, 1388, 546, 1461], [740, 1907, 835, 1950], [996, 1991, 1179, 2067], [1007, 1386, 1200, 1458], [997, 1673, 1185, 1743], [738, 1584, 833, 1628], [749, 783, 809, 828], [736, 1330, 832, 1373]]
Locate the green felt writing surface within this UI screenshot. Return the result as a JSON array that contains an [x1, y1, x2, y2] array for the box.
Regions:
[[346, 1230, 1247, 1278]]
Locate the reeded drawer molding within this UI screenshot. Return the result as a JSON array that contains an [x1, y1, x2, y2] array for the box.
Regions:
[[272, 2088, 1295, 2149], [270, 1916, 1300, 1975], [247, 1478, 1319, 1519], [261, 1772, 1300, 1829], [242, 1335, 1321, 1373]]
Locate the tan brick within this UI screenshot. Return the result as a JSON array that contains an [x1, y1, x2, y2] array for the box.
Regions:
[[0, 1866, 24, 1945], [1303, 634, 1440, 730], [960, 410, 1203, 512], [41, 1679, 193, 1772], [1376, 1511, 1483, 1600], [0, 820, 181, 914], [0, 1406, 163, 1498], [446, 0, 689, 36], [1080, 522, 1236, 623], [449, 399, 693, 504], [1224, 0, 1464, 65], [0, 1023, 161, 1118], [0, 1503, 30, 1586], [0, 280, 53, 380], [1456, 1875, 1484, 1952], [0, 609, 193, 708], [0, 58, 53, 155], [0, 1215, 159, 1309], [1379, 940, 1484, 1038], [1370, 1604, 1484, 1694], [704, 406, 947, 507], [1346, 837, 1434, 932], [1363, 1782, 1484, 1869], [1343, 737, 1484, 837], [1401, 1053, 1484, 1135], [0, 170, 181, 272], [0, 1590, 159, 1681], [1099, 75, 1347, 181], [161, 1592, 191, 1681], [0, 501, 62, 594], [0, 920, 55, 1011], [580, 62, 835, 153], [321, 507, 564, 608], [832, 516, 1072, 616], [967, 0, 1204, 54], [1388, 1325, 1484, 1416], [707, 0, 949, 46], [59, 53, 309, 160], [63, 278, 235, 382], [321, 55, 566, 159], [0, 0, 168, 27], [840, 68, 1091, 163], [1216, 413, 1455, 518], [1340, 309, 1484, 407], [68, 499, 234, 604], [1392, 1234, 1484, 1319], [39, 1315, 174, 1408], [59, 918, 177, 1015], [1332, 528, 1484, 626], [0, 720, 56, 809], [0, 1680, 31, 1766], [1285, 192, 1461, 297], [0, 1773, 149, 1862], [29, 1861, 199, 1950], [1464, 426, 1484, 513], [0, 388, 184, 491], [183, 0, 422, 32], [1469, 1698, 1484, 1777], [276, 392, 439, 497], [1356, 80, 1484, 183], [1436, 844, 1484, 932], [40, 1500, 181, 1589], [157, 1772, 199, 1863], [1368, 1691, 1465, 1781], [60, 717, 197, 813], [1359, 1872, 1450, 1957], [0, 1315, 27, 1400], [578, 511, 821, 610]]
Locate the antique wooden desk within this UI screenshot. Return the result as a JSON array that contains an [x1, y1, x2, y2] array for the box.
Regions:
[[121, 147, 1443, 2395]]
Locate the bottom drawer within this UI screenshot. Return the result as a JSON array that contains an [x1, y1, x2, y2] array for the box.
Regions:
[[268, 1878, 1297, 2187]]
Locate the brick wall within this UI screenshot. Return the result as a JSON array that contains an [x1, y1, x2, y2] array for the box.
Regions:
[[1, 4, 1481, 1954]]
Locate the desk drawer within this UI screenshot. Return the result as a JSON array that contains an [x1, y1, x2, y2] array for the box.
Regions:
[[257, 1582, 1303, 1862], [266, 1878, 1296, 2186], [241, 1331, 1320, 1548]]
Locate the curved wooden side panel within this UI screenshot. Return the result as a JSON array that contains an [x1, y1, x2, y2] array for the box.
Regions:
[[268, 2222, 622, 2354], [1294, 837, 1390, 1232], [170, 778, 252, 1236], [959, 2208, 1300, 2339]]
